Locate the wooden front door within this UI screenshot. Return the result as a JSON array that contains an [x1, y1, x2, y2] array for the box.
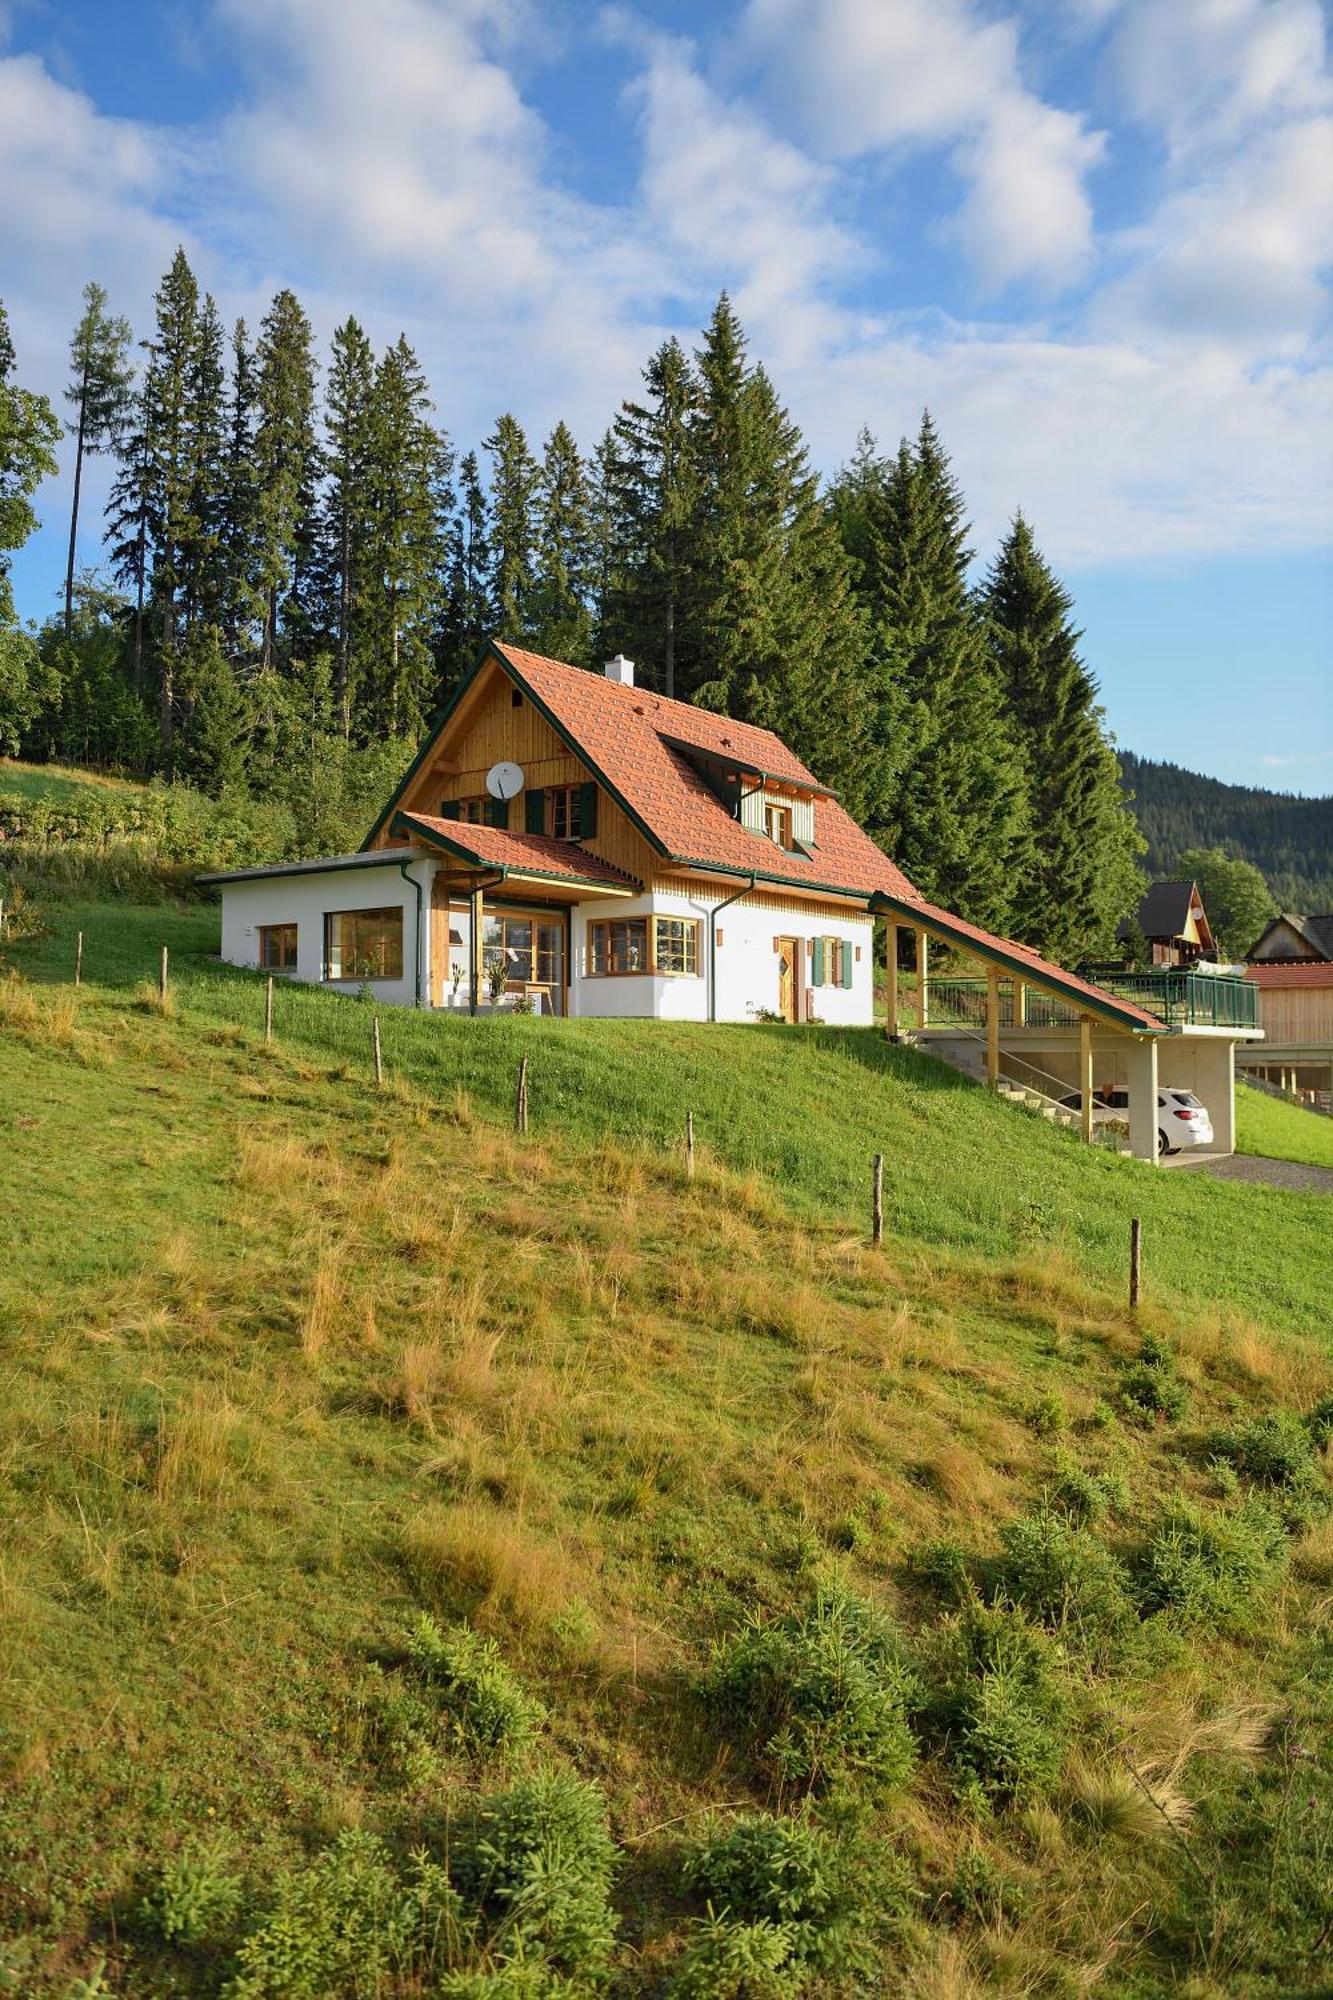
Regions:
[[776, 936, 799, 1023]]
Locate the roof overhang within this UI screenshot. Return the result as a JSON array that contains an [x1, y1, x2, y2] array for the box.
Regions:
[[392, 811, 639, 898], [870, 890, 1168, 1037], [197, 847, 424, 887], [656, 733, 839, 800]]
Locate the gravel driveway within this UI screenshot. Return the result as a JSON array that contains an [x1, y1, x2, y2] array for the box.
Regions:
[[1166, 1153, 1333, 1194]]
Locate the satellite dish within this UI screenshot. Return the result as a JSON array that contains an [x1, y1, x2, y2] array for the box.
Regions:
[[486, 761, 524, 802]]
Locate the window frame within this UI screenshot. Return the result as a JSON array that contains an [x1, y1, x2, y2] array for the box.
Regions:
[[547, 785, 584, 841], [585, 914, 702, 978], [257, 921, 298, 972], [323, 906, 405, 983], [763, 800, 795, 849]]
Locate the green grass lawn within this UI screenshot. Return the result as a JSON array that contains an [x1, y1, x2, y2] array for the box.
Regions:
[[1237, 1078, 1333, 1168], [9, 893, 1330, 1345], [0, 758, 140, 809]]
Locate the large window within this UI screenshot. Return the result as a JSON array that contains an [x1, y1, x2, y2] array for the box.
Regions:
[[258, 922, 297, 971], [483, 913, 565, 999], [809, 935, 854, 989], [325, 907, 404, 981], [586, 915, 701, 976]]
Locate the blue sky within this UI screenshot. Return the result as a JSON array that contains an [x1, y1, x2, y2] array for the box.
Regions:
[[2, 0, 1330, 790]]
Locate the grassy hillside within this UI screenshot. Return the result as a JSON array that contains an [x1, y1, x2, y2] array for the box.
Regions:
[[2, 886, 1333, 1996], [1120, 752, 1333, 910], [0, 757, 143, 808], [1236, 1081, 1333, 1169]]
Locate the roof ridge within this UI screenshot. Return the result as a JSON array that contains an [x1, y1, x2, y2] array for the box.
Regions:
[[495, 638, 800, 757]]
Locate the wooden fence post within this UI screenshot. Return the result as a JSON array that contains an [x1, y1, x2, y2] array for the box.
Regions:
[[159, 945, 168, 1002], [685, 1109, 695, 1178], [872, 1152, 884, 1248], [264, 974, 274, 1046], [1129, 1217, 1142, 1312], [75, 930, 83, 987], [372, 1014, 384, 1088], [515, 1054, 529, 1133]]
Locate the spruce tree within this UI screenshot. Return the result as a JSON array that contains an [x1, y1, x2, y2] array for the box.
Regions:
[[104, 373, 154, 692], [852, 413, 1030, 927], [253, 288, 319, 671], [320, 316, 376, 735], [182, 293, 227, 630], [441, 449, 491, 691], [63, 281, 133, 637], [529, 421, 593, 667], [142, 248, 202, 771], [221, 319, 262, 659], [981, 513, 1143, 959], [484, 413, 538, 640], [0, 300, 61, 754], [363, 334, 448, 741], [611, 337, 698, 694]]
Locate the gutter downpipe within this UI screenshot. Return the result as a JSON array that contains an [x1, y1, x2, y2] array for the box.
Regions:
[[709, 873, 756, 1023], [397, 857, 425, 1008]]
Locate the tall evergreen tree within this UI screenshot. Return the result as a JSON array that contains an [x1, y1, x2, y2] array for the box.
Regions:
[[142, 248, 202, 771], [362, 334, 448, 741], [104, 366, 154, 692], [320, 316, 376, 735], [63, 281, 133, 638], [981, 513, 1143, 959], [253, 288, 319, 671], [844, 413, 1030, 927], [483, 413, 538, 640], [440, 448, 491, 691], [585, 429, 623, 666], [611, 337, 698, 694], [0, 300, 61, 753], [182, 293, 227, 631], [529, 421, 593, 667], [221, 319, 261, 659]]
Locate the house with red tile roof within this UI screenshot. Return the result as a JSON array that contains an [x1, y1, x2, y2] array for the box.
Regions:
[[203, 639, 1263, 1160]]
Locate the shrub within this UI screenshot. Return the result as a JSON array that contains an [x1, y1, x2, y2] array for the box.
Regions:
[[681, 1814, 905, 1980], [451, 1770, 618, 1980], [356, 1665, 442, 1789], [1304, 1397, 1333, 1449], [408, 1615, 545, 1761], [911, 1540, 975, 1607], [921, 1606, 1067, 1807], [1047, 1455, 1125, 1526], [701, 1586, 919, 1797], [944, 1846, 1027, 1927], [1136, 1498, 1289, 1625], [1207, 1412, 1329, 1527], [991, 1508, 1133, 1653], [665, 1912, 799, 1999], [139, 1840, 241, 1945], [1119, 1340, 1187, 1423], [227, 1832, 459, 1998], [1024, 1392, 1067, 1438]]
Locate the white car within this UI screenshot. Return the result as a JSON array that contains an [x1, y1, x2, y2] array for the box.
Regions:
[[1076, 1085, 1214, 1156]]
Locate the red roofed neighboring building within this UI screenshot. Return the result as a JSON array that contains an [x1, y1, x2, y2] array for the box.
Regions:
[[202, 639, 1264, 1160], [1241, 961, 1333, 1107]]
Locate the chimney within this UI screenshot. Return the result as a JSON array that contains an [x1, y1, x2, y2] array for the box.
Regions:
[[604, 653, 635, 687]]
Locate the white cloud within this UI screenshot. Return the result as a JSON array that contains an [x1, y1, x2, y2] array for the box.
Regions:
[[738, 0, 1106, 292], [1106, 0, 1329, 151]]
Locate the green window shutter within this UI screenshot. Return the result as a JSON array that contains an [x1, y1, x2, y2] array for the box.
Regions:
[[439, 800, 461, 821], [485, 798, 509, 829], [524, 788, 545, 835], [841, 940, 854, 989], [811, 937, 825, 987], [578, 781, 598, 838]]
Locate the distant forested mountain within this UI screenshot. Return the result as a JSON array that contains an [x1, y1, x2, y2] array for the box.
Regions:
[[1119, 752, 1333, 910]]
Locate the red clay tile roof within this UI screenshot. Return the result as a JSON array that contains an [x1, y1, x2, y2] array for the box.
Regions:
[[1246, 961, 1333, 988], [492, 642, 917, 900], [396, 813, 639, 888], [871, 888, 1169, 1033]]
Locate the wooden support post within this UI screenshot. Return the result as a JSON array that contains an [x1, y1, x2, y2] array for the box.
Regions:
[[372, 1014, 384, 1088], [469, 888, 483, 1016], [159, 944, 168, 1002], [685, 1109, 695, 1178], [986, 965, 1000, 1086], [1129, 1216, 1142, 1312], [1016, 979, 1027, 1026], [75, 930, 83, 987], [915, 929, 928, 1030], [1079, 1013, 1094, 1144], [264, 974, 274, 1045], [515, 1054, 529, 1133], [872, 1152, 884, 1247], [884, 921, 898, 1039]]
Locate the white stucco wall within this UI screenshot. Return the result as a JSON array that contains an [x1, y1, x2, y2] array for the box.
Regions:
[[217, 855, 436, 1008]]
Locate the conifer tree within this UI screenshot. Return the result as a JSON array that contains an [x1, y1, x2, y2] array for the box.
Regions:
[[611, 338, 697, 694], [104, 373, 153, 691], [175, 621, 248, 793], [320, 316, 376, 735], [981, 513, 1143, 958], [484, 413, 538, 640], [221, 319, 261, 658], [182, 293, 227, 631], [142, 248, 202, 771], [0, 300, 61, 753], [441, 449, 491, 691], [253, 288, 319, 671], [63, 281, 133, 638], [529, 421, 593, 667], [362, 334, 448, 740]]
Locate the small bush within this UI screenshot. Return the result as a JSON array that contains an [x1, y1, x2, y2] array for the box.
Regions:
[[1119, 1340, 1187, 1423], [701, 1586, 919, 1797], [943, 1846, 1027, 1927], [1304, 1396, 1333, 1448], [921, 1606, 1067, 1807], [665, 1912, 799, 1999], [1047, 1455, 1125, 1526], [1207, 1411, 1329, 1527], [1024, 1391, 1067, 1438], [451, 1770, 619, 1980], [911, 1540, 975, 1606], [408, 1615, 545, 1761], [139, 1840, 241, 1945], [355, 1665, 442, 1788], [1136, 1498, 1289, 1625], [991, 1508, 1133, 1653], [682, 1814, 905, 1980]]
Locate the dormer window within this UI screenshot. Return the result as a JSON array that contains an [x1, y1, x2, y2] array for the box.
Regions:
[[764, 801, 794, 849]]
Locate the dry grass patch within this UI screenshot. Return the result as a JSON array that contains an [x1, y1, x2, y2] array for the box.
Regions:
[[399, 1501, 581, 1637]]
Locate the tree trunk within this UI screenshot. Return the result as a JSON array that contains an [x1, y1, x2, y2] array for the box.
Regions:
[[131, 522, 146, 693], [64, 376, 88, 640], [160, 594, 176, 778]]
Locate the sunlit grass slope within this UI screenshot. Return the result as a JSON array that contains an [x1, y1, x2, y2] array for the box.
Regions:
[[1236, 1078, 1333, 1169]]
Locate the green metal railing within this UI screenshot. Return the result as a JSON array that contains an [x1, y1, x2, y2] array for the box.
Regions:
[[922, 969, 1259, 1031]]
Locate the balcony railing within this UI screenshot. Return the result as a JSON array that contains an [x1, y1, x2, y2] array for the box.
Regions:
[[919, 970, 1259, 1032]]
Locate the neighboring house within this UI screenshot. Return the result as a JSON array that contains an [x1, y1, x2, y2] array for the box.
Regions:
[[1246, 911, 1333, 963], [1117, 880, 1215, 967], [1240, 961, 1333, 1106], [202, 639, 1263, 1160]]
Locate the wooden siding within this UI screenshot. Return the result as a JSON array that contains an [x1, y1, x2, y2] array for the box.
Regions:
[[1252, 919, 1320, 961], [1256, 984, 1333, 1045]]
